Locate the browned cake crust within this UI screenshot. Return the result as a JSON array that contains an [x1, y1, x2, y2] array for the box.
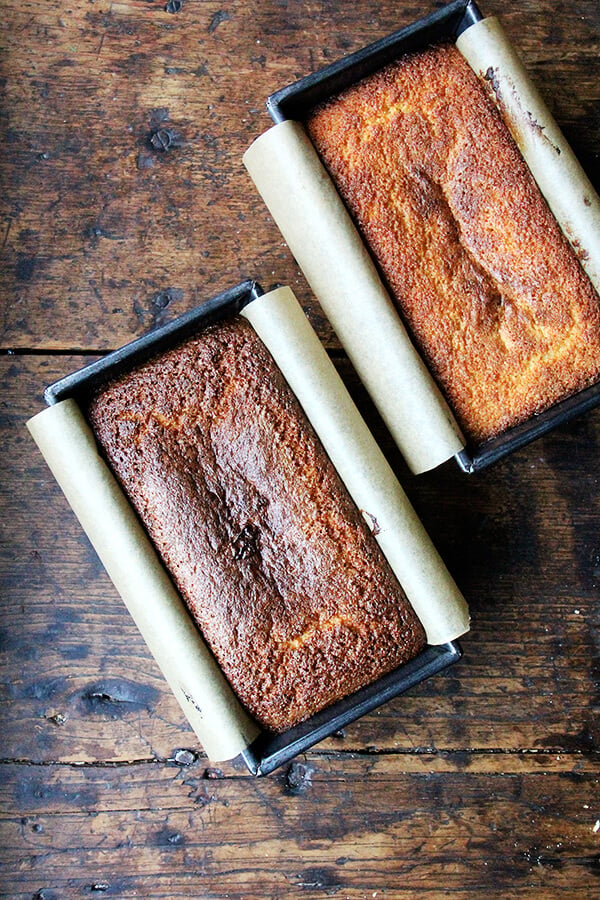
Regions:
[[306, 43, 600, 444], [87, 317, 426, 732]]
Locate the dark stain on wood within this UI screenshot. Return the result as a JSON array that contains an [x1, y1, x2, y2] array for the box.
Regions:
[[15, 255, 38, 282], [178, 772, 221, 807], [291, 867, 343, 892], [16, 775, 99, 811], [152, 287, 183, 310], [155, 827, 186, 848], [536, 725, 597, 753], [208, 10, 232, 34], [133, 287, 184, 332], [79, 679, 159, 717], [20, 676, 69, 703], [586, 856, 600, 875]]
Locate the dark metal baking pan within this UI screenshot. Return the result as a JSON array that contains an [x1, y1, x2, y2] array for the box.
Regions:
[[44, 279, 462, 774], [267, 0, 483, 123], [266, 0, 600, 473], [456, 380, 600, 472], [241, 641, 462, 777], [45, 279, 261, 406]]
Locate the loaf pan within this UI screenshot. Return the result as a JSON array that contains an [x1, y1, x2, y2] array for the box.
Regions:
[[44, 279, 462, 775], [266, 0, 600, 473]]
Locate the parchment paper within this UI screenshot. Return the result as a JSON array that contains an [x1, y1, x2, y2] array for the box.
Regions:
[[244, 20, 600, 472], [27, 400, 260, 762], [457, 17, 600, 296], [242, 287, 470, 644], [243, 121, 466, 475]]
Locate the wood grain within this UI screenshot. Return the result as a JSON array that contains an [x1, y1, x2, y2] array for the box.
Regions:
[[1, 759, 599, 898], [2, 1, 600, 897], [3, 355, 600, 763], [1, 0, 599, 350]]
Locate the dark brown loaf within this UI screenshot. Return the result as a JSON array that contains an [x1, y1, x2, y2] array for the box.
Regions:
[[87, 316, 426, 733], [306, 43, 600, 444]]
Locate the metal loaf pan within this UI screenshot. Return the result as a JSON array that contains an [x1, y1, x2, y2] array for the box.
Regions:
[[267, 0, 482, 122], [45, 279, 462, 775], [267, 0, 600, 473]]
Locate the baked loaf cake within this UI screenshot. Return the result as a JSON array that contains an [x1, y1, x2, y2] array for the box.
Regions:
[[87, 316, 426, 732], [306, 43, 600, 444]]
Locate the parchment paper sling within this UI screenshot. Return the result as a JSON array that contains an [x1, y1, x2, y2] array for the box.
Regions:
[[28, 287, 469, 761], [243, 17, 600, 474]]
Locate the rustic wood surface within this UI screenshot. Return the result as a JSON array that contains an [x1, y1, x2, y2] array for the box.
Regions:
[[1, 1, 600, 897]]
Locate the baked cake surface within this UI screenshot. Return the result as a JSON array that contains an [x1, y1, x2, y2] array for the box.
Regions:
[[87, 316, 426, 732], [306, 43, 600, 443]]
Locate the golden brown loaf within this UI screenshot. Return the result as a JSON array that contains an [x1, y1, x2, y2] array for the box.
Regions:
[[306, 43, 600, 443], [87, 317, 426, 733]]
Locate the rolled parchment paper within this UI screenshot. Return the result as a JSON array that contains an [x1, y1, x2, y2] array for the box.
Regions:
[[242, 287, 470, 644], [243, 121, 466, 475], [457, 17, 600, 295], [27, 286, 468, 760], [27, 400, 260, 762]]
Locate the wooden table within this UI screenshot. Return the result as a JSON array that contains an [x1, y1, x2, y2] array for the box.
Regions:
[[2, 1, 599, 896]]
